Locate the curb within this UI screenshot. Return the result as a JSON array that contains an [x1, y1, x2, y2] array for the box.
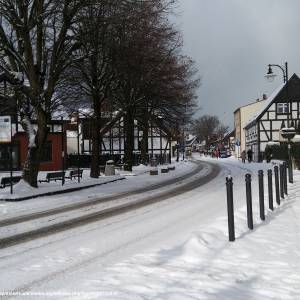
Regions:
[[2, 177, 126, 202]]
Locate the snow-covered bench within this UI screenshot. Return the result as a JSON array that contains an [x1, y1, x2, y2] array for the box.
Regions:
[[65, 169, 83, 180], [39, 171, 65, 183], [0, 176, 22, 188]]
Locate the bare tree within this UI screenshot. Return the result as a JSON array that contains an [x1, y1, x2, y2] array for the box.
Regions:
[[112, 0, 199, 170], [62, 0, 182, 174], [192, 115, 229, 149], [61, 0, 123, 178], [0, 0, 85, 186], [216, 124, 229, 137]]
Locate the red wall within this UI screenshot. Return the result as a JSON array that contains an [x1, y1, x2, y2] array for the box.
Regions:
[[14, 132, 66, 171]]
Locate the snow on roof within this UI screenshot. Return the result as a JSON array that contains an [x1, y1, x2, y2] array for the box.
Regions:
[[185, 135, 197, 146], [52, 109, 70, 120], [244, 82, 285, 129], [52, 107, 93, 120]]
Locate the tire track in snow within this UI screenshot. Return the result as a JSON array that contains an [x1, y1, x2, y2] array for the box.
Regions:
[[0, 161, 204, 228], [0, 161, 220, 249]]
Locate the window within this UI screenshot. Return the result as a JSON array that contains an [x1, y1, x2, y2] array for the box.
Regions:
[[41, 141, 52, 162], [277, 103, 289, 114]]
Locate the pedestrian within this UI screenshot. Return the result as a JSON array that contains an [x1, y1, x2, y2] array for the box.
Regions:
[[247, 148, 253, 163], [241, 150, 246, 163]]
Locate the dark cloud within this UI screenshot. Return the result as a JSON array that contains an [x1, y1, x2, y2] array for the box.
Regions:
[[177, 0, 300, 128]]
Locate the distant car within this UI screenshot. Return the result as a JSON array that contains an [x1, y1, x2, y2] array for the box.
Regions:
[[220, 150, 228, 158]]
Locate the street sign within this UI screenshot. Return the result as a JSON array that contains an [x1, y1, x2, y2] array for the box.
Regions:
[[235, 139, 240, 146], [0, 116, 11, 143]]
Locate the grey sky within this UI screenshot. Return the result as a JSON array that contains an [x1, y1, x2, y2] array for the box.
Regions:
[[177, 0, 300, 129]]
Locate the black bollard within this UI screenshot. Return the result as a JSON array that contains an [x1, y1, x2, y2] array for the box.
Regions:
[[245, 174, 253, 230], [286, 162, 289, 194], [267, 169, 273, 211], [288, 158, 293, 184], [283, 162, 288, 195], [274, 166, 280, 206], [279, 164, 284, 199], [258, 170, 265, 221], [226, 176, 235, 242]]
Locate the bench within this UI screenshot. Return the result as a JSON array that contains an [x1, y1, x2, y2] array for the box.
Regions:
[[65, 169, 83, 180], [150, 169, 158, 175], [115, 163, 124, 170], [0, 176, 22, 188], [39, 171, 65, 183]]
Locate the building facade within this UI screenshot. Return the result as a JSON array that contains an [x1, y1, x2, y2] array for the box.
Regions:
[[234, 95, 267, 157], [0, 118, 66, 171], [244, 74, 300, 162], [65, 114, 174, 166]]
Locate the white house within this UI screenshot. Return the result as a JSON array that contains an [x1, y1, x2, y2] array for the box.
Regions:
[[234, 95, 267, 157]]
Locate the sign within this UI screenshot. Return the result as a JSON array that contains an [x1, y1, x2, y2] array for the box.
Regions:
[[0, 116, 11, 143], [235, 139, 241, 146], [66, 123, 78, 131]]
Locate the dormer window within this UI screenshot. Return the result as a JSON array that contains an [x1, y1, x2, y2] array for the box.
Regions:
[[277, 103, 289, 114]]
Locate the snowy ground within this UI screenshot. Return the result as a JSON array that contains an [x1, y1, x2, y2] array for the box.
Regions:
[[0, 156, 299, 299], [0, 162, 182, 201], [0, 160, 198, 216]]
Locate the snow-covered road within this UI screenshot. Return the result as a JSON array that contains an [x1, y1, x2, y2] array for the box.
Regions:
[[0, 157, 294, 299]]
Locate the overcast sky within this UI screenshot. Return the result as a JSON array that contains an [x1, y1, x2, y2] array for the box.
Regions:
[[176, 0, 300, 129]]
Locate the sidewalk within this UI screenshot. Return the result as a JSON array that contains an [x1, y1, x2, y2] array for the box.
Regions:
[[0, 161, 188, 202], [0, 175, 126, 202]]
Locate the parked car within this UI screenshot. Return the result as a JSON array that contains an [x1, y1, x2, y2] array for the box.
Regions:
[[220, 150, 228, 158]]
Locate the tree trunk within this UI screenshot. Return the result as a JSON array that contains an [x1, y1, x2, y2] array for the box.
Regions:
[[140, 121, 149, 165], [22, 110, 48, 187], [90, 118, 101, 178], [123, 110, 135, 171]]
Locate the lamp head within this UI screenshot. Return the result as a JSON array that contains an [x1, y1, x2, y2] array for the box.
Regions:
[[265, 65, 277, 82], [281, 127, 296, 140]]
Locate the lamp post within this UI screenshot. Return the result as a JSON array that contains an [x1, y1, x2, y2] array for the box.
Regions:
[[10, 114, 13, 194], [61, 117, 65, 186], [182, 107, 187, 161], [70, 112, 81, 183], [265, 62, 295, 183], [182, 133, 185, 161], [1, 50, 13, 193], [77, 113, 80, 183]]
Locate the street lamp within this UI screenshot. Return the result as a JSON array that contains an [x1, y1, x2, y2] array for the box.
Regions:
[[265, 62, 294, 183], [265, 63, 288, 83], [61, 116, 65, 186]]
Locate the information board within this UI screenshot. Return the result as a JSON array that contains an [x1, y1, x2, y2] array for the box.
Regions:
[[0, 116, 11, 143]]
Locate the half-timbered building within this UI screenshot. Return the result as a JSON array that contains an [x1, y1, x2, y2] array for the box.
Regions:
[[244, 73, 300, 162], [66, 112, 175, 166]]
